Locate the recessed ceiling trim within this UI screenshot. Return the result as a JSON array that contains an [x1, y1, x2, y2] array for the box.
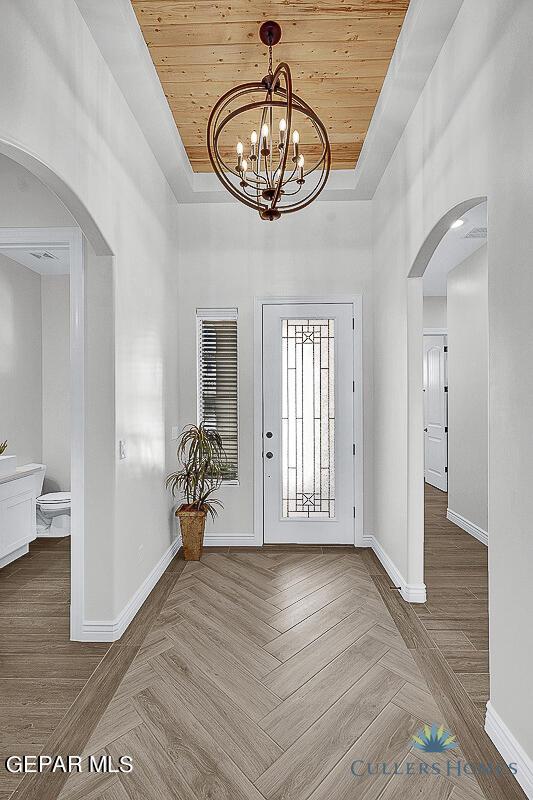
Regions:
[[74, 0, 194, 202], [75, 0, 465, 204], [135, 7, 408, 174], [353, 0, 465, 199]]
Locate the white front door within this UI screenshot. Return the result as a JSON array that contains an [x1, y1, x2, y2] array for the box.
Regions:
[[262, 303, 355, 544], [423, 335, 448, 491]]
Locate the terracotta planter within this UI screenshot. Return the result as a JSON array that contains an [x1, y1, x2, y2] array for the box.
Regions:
[[176, 505, 207, 561]]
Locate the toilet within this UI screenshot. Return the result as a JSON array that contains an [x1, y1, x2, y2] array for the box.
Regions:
[[35, 468, 71, 537]]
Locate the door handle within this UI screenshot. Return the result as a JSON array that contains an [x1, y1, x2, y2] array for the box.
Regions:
[[424, 428, 428, 433], [265, 431, 273, 439], [266, 452, 274, 459]]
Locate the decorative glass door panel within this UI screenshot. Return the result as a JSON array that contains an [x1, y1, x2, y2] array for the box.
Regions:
[[263, 303, 354, 544], [281, 319, 335, 519]]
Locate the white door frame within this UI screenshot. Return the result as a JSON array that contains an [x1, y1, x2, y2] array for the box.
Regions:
[[254, 295, 363, 547], [0, 227, 85, 640]]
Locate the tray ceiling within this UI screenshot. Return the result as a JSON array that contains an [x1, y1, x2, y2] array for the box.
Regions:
[[131, 1, 410, 172]]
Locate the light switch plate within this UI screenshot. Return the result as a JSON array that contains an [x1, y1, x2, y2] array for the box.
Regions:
[[119, 440, 127, 460]]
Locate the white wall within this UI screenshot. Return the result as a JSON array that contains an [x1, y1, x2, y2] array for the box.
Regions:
[[0, 154, 74, 227], [42, 274, 70, 492], [0, 254, 42, 466], [0, 1, 180, 623], [0, 257, 71, 494], [0, 155, 73, 491], [371, 0, 533, 771], [178, 201, 373, 543], [447, 246, 488, 533], [423, 296, 447, 329], [0, 154, 72, 484]]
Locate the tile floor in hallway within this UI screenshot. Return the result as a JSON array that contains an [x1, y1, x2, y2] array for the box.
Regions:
[[52, 547, 494, 800], [1, 494, 523, 800], [421, 484, 489, 714]]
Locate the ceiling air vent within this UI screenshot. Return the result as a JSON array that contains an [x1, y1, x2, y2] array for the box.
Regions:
[[464, 226, 487, 239], [30, 250, 58, 260]]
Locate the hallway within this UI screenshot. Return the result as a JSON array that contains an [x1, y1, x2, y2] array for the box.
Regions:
[[53, 547, 493, 800], [420, 485, 489, 714]]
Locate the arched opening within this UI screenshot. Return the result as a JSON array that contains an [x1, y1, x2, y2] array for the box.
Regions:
[[0, 138, 112, 257], [0, 140, 114, 643], [408, 196, 489, 710]]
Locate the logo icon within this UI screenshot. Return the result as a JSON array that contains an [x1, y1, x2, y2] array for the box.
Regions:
[[412, 724, 458, 753]]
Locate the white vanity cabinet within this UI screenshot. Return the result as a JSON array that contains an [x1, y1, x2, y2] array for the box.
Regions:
[[0, 465, 45, 568]]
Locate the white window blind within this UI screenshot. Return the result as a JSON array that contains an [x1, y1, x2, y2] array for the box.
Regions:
[[197, 309, 238, 481]]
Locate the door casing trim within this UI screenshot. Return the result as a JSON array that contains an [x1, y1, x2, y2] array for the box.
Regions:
[[253, 295, 363, 547]]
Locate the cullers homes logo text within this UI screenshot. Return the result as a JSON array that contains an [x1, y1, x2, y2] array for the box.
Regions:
[[351, 724, 518, 778]]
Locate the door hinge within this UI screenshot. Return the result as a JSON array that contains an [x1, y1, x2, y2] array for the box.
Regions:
[[352, 317, 355, 330], [445, 466, 448, 473], [444, 346, 448, 352], [445, 426, 448, 433], [444, 386, 448, 392], [352, 443, 356, 456], [353, 506, 356, 518], [352, 380, 355, 393]]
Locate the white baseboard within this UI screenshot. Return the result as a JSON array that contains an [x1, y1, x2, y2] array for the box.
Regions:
[[0, 543, 29, 569], [485, 701, 533, 799], [447, 508, 488, 546], [362, 534, 427, 603], [204, 534, 257, 547], [80, 534, 182, 642]]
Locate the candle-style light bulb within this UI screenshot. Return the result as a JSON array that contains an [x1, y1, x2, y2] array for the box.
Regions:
[[261, 123, 270, 157], [292, 129, 300, 162], [239, 158, 248, 187], [278, 118, 286, 149], [250, 130, 258, 161], [235, 140, 243, 171], [297, 153, 305, 183]]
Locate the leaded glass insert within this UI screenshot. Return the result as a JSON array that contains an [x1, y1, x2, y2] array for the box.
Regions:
[[281, 319, 335, 519]]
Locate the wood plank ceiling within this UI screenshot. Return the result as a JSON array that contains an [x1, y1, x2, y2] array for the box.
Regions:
[[131, 1, 410, 172]]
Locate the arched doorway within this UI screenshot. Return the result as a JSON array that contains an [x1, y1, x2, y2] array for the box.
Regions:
[[0, 140, 113, 640], [407, 196, 489, 712]]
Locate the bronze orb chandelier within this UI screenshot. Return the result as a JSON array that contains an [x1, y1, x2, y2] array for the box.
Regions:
[[207, 21, 331, 221]]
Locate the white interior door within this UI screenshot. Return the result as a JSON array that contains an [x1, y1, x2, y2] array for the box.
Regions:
[[423, 335, 448, 491], [262, 303, 355, 544]]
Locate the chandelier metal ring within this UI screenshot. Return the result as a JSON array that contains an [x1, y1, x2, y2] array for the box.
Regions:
[[207, 22, 331, 221]]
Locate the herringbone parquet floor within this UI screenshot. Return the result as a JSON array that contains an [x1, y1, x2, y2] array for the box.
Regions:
[[57, 548, 485, 800]]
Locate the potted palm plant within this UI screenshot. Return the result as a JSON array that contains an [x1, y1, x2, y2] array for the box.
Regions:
[[166, 424, 226, 560]]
